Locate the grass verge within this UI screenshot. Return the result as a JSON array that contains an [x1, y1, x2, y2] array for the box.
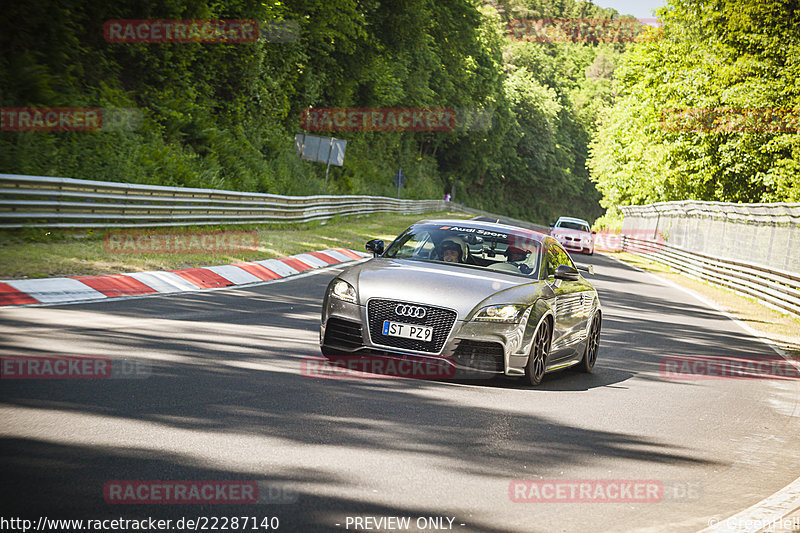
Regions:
[[0, 211, 472, 279], [610, 251, 800, 360]]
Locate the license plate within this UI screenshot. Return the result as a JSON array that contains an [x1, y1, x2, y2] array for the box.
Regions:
[[382, 320, 433, 342]]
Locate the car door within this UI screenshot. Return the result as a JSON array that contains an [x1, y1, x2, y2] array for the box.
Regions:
[[555, 245, 594, 357], [545, 244, 584, 363]]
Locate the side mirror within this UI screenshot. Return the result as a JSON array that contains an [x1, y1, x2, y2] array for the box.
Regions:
[[592, 230, 597, 235], [554, 264, 580, 281], [549, 223, 555, 228], [366, 239, 384, 257]]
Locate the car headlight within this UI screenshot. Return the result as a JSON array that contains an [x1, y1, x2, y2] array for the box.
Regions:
[[330, 279, 357, 303], [473, 304, 528, 322]]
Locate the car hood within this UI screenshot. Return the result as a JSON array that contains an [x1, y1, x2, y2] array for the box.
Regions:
[[342, 258, 539, 318], [552, 228, 591, 238]]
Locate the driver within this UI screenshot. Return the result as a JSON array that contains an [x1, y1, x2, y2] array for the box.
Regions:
[[506, 246, 533, 274], [440, 238, 467, 263]]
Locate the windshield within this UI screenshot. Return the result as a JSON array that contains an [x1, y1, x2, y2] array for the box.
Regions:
[[383, 223, 542, 279], [557, 221, 590, 232]]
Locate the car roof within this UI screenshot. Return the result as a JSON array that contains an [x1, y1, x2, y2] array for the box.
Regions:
[[556, 216, 590, 225], [412, 219, 552, 244]]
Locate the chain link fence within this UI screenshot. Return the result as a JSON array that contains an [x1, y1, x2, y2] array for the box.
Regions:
[[621, 201, 800, 274], [619, 201, 800, 318]]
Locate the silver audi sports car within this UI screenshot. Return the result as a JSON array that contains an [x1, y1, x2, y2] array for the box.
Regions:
[[320, 219, 601, 385]]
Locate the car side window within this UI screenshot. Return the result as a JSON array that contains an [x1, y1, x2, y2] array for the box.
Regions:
[[555, 245, 576, 270], [412, 233, 435, 259], [545, 246, 558, 279], [390, 231, 434, 259]]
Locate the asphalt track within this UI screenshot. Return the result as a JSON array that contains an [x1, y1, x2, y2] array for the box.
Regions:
[[0, 254, 798, 532]]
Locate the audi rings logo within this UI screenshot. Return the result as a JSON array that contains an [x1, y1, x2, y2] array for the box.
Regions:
[[395, 304, 426, 319]]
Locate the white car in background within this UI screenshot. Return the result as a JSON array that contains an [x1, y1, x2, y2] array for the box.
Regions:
[[550, 216, 595, 255]]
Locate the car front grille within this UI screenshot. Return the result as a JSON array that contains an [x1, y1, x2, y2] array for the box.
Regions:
[[452, 340, 505, 372], [367, 299, 457, 354], [323, 317, 363, 350]]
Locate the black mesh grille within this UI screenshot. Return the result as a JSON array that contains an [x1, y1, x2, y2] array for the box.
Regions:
[[452, 340, 505, 372], [367, 299, 457, 354], [323, 317, 363, 349]]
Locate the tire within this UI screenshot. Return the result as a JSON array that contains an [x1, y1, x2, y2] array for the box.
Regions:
[[578, 313, 601, 373], [525, 318, 551, 386]]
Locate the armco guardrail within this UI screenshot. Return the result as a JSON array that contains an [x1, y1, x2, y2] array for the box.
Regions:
[[0, 174, 453, 228], [622, 235, 800, 318], [621, 201, 800, 274], [0, 173, 553, 232]]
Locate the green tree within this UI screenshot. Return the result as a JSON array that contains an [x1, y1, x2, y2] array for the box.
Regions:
[[589, 0, 800, 209]]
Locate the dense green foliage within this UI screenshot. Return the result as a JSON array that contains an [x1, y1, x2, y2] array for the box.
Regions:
[[589, 0, 800, 214], [1, 0, 653, 225]]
